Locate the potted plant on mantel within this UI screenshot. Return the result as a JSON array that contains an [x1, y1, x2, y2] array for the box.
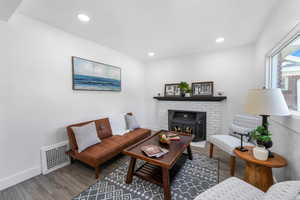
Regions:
[[251, 125, 273, 160], [178, 82, 192, 97]]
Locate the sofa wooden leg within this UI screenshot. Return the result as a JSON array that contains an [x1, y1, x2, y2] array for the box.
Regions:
[[70, 156, 75, 164], [209, 143, 214, 158], [95, 166, 101, 179], [230, 156, 236, 176]]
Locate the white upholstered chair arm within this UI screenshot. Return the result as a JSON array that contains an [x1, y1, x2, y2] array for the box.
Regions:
[[208, 135, 254, 156], [194, 177, 264, 200]]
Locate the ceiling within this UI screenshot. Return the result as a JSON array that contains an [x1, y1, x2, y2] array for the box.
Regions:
[[0, 0, 22, 21], [18, 0, 279, 61]]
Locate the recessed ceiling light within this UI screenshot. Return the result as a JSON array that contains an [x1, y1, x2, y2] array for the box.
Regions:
[[77, 14, 90, 22], [216, 37, 225, 43], [148, 52, 155, 57]]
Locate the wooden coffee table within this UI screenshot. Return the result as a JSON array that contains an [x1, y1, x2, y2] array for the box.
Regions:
[[123, 130, 194, 200], [234, 146, 287, 192]]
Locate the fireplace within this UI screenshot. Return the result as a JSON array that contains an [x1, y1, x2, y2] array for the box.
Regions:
[[168, 110, 206, 142]]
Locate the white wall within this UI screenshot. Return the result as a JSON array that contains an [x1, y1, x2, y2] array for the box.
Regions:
[[2, 0, 300, 191], [144, 45, 257, 134], [254, 0, 300, 180], [0, 14, 146, 190], [0, 0, 22, 21]]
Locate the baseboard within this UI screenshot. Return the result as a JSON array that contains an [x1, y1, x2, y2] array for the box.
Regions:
[[0, 166, 41, 191]]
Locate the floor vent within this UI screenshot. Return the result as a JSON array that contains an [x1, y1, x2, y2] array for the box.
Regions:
[[41, 141, 70, 175]]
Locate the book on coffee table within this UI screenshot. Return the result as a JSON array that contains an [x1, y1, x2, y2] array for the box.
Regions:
[[141, 145, 169, 158]]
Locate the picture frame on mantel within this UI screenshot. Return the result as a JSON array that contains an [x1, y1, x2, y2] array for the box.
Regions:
[[192, 81, 214, 96], [164, 83, 181, 97]]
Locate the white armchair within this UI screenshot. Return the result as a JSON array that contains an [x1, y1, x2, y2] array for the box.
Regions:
[[208, 114, 261, 175], [194, 177, 300, 200]]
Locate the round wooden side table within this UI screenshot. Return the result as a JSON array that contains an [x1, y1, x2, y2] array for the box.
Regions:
[[234, 146, 287, 192]]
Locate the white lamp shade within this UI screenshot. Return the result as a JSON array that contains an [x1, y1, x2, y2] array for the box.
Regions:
[[245, 88, 290, 116]]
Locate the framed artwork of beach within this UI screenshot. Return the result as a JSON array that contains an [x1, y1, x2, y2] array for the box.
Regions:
[[72, 57, 121, 91]]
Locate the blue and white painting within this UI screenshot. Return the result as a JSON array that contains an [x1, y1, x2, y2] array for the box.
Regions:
[[72, 57, 121, 91]]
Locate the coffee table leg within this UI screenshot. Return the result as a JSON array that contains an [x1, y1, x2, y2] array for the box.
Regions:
[[187, 144, 193, 160], [162, 167, 171, 200], [126, 158, 136, 184]]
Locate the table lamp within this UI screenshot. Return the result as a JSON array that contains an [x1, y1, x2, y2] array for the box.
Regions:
[[245, 88, 290, 129], [244, 88, 290, 156]]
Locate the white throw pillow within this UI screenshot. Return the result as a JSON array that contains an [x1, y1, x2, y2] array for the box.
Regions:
[[72, 122, 101, 153], [110, 114, 130, 136], [125, 114, 140, 130]]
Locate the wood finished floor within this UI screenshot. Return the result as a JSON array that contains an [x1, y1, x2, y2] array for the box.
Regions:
[[0, 145, 245, 200]]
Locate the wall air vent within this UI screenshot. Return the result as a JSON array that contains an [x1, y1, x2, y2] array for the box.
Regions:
[[41, 141, 70, 175]]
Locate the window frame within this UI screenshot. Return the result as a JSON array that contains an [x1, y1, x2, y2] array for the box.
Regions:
[[266, 32, 300, 116]]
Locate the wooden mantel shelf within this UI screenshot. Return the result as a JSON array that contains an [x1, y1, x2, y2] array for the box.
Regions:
[[153, 96, 227, 102]]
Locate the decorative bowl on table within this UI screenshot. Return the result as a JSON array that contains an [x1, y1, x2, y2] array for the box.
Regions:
[[159, 133, 171, 144]]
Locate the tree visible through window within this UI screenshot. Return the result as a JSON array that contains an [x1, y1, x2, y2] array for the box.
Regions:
[[270, 34, 300, 111]]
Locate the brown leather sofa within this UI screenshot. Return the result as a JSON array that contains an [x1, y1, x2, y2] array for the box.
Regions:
[[66, 114, 151, 178]]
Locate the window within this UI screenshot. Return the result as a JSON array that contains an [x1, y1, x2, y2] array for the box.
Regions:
[[268, 34, 300, 112]]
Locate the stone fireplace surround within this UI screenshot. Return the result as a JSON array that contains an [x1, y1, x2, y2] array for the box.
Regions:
[[156, 101, 224, 138]]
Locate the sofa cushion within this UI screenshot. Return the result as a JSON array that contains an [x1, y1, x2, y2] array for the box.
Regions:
[[208, 135, 254, 156], [123, 128, 151, 143], [108, 136, 129, 149], [74, 139, 121, 167], [95, 118, 113, 139], [71, 122, 101, 153], [109, 114, 130, 136], [67, 120, 94, 151], [194, 177, 264, 200], [263, 181, 300, 200], [110, 128, 151, 149], [125, 114, 140, 130]]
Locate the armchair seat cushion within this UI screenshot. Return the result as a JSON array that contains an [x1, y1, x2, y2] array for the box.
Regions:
[[208, 135, 254, 156], [194, 177, 264, 200]]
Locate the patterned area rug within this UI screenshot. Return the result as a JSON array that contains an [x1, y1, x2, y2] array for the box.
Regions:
[[73, 153, 219, 200]]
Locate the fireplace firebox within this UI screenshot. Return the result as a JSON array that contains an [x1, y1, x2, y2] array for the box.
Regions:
[[168, 110, 206, 142]]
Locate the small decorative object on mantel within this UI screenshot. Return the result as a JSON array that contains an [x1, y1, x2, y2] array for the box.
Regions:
[[178, 82, 192, 97], [164, 83, 181, 97], [192, 81, 214, 96], [217, 91, 224, 96]]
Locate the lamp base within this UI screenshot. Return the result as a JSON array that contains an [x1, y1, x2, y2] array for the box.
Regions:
[[268, 150, 274, 158], [235, 146, 248, 152]]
